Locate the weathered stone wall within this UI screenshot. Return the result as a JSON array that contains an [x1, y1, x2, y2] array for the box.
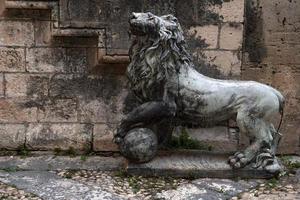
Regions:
[[242, 0, 300, 154], [0, 0, 245, 153], [0, 0, 298, 154]]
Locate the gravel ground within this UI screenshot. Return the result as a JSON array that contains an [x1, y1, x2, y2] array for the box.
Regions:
[[56, 170, 189, 199], [231, 172, 300, 200]]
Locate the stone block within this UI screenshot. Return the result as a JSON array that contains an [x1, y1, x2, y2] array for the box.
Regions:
[[0, 98, 38, 123], [23, 47, 88, 74], [1, 9, 51, 20], [173, 126, 238, 153], [5, 74, 49, 98], [48, 74, 126, 123], [26, 48, 67, 73], [0, 124, 26, 150], [262, 45, 300, 65], [66, 48, 88, 73], [78, 99, 109, 123], [264, 32, 300, 45], [241, 66, 272, 84], [0, 20, 34, 46], [52, 37, 99, 48], [212, 0, 245, 22], [186, 25, 219, 49], [196, 50, 241, 77], [0, 73, 3, 97], [37, 99, 78, 122], [78, 89, 126, 124], [49, 74, 108, 99], [0, 1, 4, 15], [34, 20, 52, 46], [26, 123, 92, 151], [278, 121, 300, 154], [220, 23, 243, 50], [0, 47, 25, 72], [93, 124, 118, 152], [260, 0, 300, 33]]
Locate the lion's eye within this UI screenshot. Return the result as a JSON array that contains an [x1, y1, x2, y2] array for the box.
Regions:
[[149, 17, 155, 20]]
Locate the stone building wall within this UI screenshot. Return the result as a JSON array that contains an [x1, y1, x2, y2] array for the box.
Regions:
[[242, 0, 300, 154], [0, 0, 298, 154]]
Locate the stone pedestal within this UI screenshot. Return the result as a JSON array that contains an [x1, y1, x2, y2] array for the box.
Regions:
[[126, 150, 277, 179]]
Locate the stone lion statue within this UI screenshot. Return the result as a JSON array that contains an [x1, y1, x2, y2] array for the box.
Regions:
[[114, 12, 285, 173]]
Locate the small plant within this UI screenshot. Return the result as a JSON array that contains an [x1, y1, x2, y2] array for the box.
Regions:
[[2, 166, 21, 172], [266, 178, 279, 189], [128, 176, 140, 193], [280, 156, 300, 170], [80, 155, 87, 162], [115, 169, 128, 178], [16, 145, 30, 157], [168, 128, 213, 151]]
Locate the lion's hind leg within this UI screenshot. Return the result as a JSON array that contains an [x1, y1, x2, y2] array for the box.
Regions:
[[228, 109, 273, 169]]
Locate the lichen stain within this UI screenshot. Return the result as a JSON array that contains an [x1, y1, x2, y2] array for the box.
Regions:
[[244, 0, 267, 63], [192, 52, 224, 79], [175, 0, 224, 28]]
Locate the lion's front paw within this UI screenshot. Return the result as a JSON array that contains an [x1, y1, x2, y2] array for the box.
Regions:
[[228, 152, 249, 169]]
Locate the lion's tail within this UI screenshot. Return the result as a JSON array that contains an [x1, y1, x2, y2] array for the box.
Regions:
[[272, 89, 285, 133]]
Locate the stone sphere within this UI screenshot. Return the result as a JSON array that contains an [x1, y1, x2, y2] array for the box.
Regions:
[[120, 128, 158, 163]]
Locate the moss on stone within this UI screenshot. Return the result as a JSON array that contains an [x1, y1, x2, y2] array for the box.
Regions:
[[168, 128, 213, 151]]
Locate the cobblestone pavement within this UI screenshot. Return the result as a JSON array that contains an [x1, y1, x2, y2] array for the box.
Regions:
[[231, 171, 300, 200], [57, 169, 300, 200], [0, 181, 41, 200]]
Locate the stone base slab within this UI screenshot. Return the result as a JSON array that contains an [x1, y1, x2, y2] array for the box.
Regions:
[[126, 150, 276, 179]]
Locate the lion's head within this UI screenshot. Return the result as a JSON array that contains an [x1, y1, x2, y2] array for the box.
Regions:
[[127, 12, 192, 102]]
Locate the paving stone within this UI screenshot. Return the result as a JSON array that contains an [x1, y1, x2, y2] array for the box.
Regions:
[[155, 178, 259, 200], [0, 171, 124, 200], [0, 156, 125, 171]]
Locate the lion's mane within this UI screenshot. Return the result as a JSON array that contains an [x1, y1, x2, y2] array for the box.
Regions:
[[127, 15, 193, 101]]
